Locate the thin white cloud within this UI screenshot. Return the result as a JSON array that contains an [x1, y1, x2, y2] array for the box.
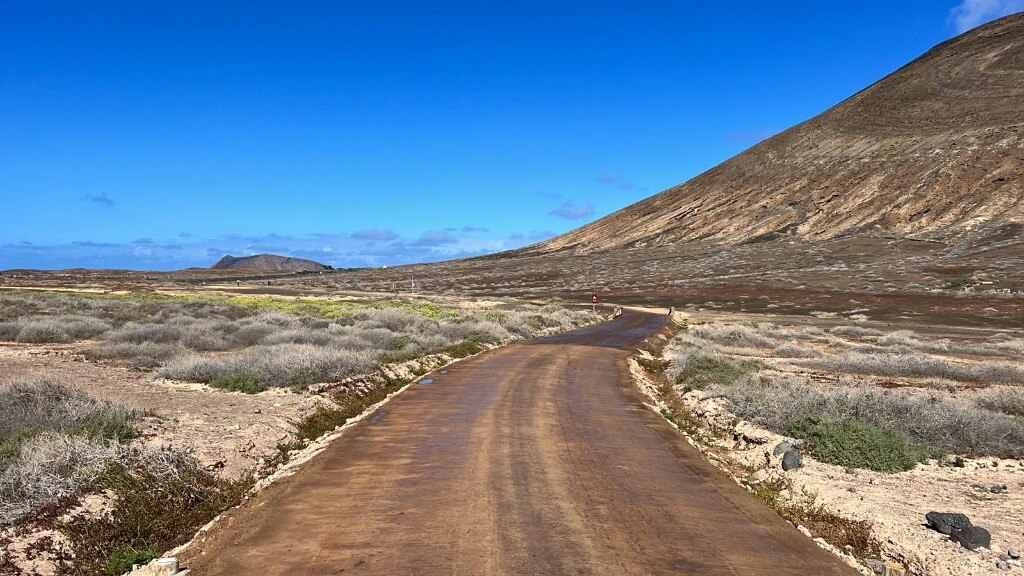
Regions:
[[950, 0, 1024, 33], [548, 200, 595, 220]]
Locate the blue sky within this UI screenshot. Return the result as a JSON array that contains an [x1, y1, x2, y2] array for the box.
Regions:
[[2, 0, 1021, 270]]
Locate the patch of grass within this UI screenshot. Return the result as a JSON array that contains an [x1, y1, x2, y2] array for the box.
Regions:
[[675, 354, 765, 391], [208, 373, 267, 394], [786, 417, 934, 473], [369, 299, 460, 319], [70, 413, 138, 444], [104, 544, 158, 576], [220, 295, 353, 318]]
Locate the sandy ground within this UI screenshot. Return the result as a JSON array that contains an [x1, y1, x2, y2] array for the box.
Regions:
[[0, 341, 318, 477]]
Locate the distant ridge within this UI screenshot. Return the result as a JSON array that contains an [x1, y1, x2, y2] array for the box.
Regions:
[[211, 254, 331, 272]]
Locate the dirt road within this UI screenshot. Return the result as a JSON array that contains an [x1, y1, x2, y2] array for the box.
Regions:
[[183, 311, 856, 575]]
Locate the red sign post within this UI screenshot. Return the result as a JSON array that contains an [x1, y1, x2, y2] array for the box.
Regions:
[[591, 292, 598, 313]]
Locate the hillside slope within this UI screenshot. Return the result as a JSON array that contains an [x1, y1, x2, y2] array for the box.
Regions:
[[524, 13, 1024, 255]]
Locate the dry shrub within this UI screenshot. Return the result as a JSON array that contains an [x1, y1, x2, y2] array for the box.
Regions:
[[802, 351, 1024, 384], [0, 433, 117, 525], [690, 324, 777, 348], [973, 385, 1024, 417], [716, 375, 1024, 458], [0, 377, 138, 441], [55, 447, 251, 576], [829, 326, 882, 338], [774, 342, 821, 358], [157, 344, 375, 389]]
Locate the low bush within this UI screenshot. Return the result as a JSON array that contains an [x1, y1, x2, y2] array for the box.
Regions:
[[0, 377, 140, 526], [828, 326, 882, 338], [749, 476, 880, 557], [773, 342, 821, 358], [716, 375, 1024, 458], [0, 433, 117, 525], [973, 385, 1024, 417], [157, 345, 375, 389], [786, 417, 932, 472], [56, 448, 251, 576], [802, 351, 1024, 384], [690, 324, 777, 348], [86, 341, 186, 368], [294, 404, 350, 442], [0, 378, 138, 442], [208, 374, 267, 394], [673, 354, 765, 391]]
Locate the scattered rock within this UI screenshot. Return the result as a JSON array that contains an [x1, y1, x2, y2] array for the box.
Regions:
[[782, 450, 803, 471], [773, 441, 793, 456], [951, 525, 992, 551], [997, 559, 1009, 570], [864, 558, 886, 574], [990, 485, 1007, 494], [1009, 550, 1021, 560], [925, 511, 973, 535]]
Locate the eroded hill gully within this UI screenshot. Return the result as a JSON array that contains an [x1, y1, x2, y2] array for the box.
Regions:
[[181, 310, 855, 575]]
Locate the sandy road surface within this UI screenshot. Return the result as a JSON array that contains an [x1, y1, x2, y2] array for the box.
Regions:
[[183, 311, 855, 575]]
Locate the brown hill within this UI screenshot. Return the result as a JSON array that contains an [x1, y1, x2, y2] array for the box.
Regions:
[[523, 13, 1024, 255], [211, 254, 330, 272]]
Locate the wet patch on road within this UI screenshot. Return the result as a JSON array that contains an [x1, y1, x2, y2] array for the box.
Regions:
[[419, 378, 435, 384]]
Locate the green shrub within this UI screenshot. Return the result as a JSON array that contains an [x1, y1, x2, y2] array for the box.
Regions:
[[56, 452, 250, 576], [71, 413, 138, 443], [675, 354, 764, 391], [208, 374, 267, 394], [786, 417, 932, 472], [294, 404, 350, 441], [376, 350, 421, 364], [440, 340, 485, 358]]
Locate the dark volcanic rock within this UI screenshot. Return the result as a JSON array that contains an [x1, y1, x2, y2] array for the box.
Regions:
[[781, 450, 803, 471], [951, 525, 992, 551], [925, 512, 973, 535]]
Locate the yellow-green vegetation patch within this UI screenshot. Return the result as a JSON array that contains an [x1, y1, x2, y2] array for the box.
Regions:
[[14, 289, 461, 320], [367, 299, 460, 319]]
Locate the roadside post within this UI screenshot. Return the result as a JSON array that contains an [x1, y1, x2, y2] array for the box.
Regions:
[[591, 292, 598, 313]]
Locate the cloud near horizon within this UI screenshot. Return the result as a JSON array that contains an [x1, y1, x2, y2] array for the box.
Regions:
[[350, 228, 399, 241], [0, 227, 552, 271], [950, 0, 1024, 32]]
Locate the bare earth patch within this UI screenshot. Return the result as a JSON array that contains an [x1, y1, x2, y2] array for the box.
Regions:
[[0, 342, 317, 478]]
